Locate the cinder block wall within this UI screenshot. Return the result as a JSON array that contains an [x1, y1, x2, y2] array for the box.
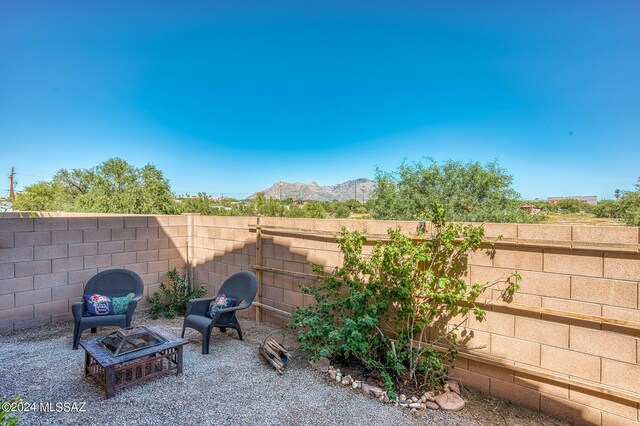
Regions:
[[190, 217, 640, 426], [190, 216, 257, 321], [0, 214, 187, 332], [2, 213, 639, 425]]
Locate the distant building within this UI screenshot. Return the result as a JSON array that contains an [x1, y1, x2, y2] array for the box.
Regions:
[[520, 203, 541, 214], [547, 196, 597, 205]]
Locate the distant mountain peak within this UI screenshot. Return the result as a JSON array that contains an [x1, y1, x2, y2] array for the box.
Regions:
[[250, 178, 377, 202]]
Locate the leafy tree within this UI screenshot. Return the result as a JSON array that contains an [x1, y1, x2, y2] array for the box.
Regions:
[[368, 159, 537, 223], [556, 198, 591, 214], [592, 200, 622, 219], [332, 203, 351, 218], [593, 178, 640, 225], [531, 201, 558, 213], [344, 199, 368, 214], [13, 158, 178, 214], [322, 200, 350, 218], [301, 202, 326, 218], [12, 181, 71, 211], [289, 205, 519, 394], [619, 180, 640, 226], [180, 193, 225, 215]]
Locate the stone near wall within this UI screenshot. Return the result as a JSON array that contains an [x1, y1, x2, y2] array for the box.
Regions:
[[310, 357, 330, 373], [446, 379, 461, 395], [425, 401, 439, 410], [434, 391, 465, 411]]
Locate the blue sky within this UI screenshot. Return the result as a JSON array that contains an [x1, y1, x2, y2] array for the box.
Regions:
[[1, 1, 639, 200]]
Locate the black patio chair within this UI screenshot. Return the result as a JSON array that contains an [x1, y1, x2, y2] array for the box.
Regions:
[[181, 271, 258, 354], [71, 269, 144, 349]]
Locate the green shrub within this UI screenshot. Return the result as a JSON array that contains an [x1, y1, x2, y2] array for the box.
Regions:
[[148, 268, 206, 319], [592, 199, 622, 218], [1, 395, 23, 426], [289, 205, 519, 393]]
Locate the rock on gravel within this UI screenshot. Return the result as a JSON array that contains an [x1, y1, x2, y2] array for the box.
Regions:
[[434, 391, 465, 411], [310, 357, 330, 373]]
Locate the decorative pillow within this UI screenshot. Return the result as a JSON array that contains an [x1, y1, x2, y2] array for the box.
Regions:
[[112, 296, 133, 315], [84, 294, 114, 316], [206, 294, 237, 319]]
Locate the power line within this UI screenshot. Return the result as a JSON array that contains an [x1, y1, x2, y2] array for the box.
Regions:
[[15, 172, 48, 179]]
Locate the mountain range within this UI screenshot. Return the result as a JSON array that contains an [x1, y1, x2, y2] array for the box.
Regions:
[[250, 178, 377, 202]]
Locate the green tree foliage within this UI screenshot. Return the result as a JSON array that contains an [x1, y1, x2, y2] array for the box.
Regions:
[[323, 200, 351, 218], [13, 158, 178, 214], [289, 205, 519, 393], [592, 200, 622, 219], [300, 202, 326, 218], [11, 181, 71, 211], [530, 201, 559, 213], [591, 178, 640, 225], [368, 159, 537, 223], [0, 395, 23, 426], [179, 193, 235, 215], [556, 198, 592, 213], [619, 189, 640, 226]]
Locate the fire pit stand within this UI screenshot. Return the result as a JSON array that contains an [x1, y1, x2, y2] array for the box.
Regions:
[[80, 326, 188, 398]]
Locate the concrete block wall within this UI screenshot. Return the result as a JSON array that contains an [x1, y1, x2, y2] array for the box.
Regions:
[[190, 216, 257, 321], [0, 214, 187, 332], [192, 218, 640, 426], [2, 213, 639, 425], [445, 224, 640, 426]]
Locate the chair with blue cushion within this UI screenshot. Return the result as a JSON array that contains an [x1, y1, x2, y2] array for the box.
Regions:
[[181, 271, 258, 354], [72, 269, 144, 349]]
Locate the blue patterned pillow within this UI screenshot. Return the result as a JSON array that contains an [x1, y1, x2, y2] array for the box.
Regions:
[[112, 296, 133, 315], [84, 294, 114, 316], [207, 294, 237, 318]]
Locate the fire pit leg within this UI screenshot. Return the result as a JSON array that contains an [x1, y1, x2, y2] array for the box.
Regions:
[[84, 351, 90, 376], [177, 346, 183, 374], [105, 366, 116, 399]]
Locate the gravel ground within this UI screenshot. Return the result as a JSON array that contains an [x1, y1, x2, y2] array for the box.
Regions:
[[0, 314, 568, 426]]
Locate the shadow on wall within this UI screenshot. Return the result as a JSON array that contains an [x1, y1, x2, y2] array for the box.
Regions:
[[188, 217, 640, 426], [0, 214, 188, 332]]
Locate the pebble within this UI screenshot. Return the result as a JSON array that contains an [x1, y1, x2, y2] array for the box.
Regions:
[[361, 383, 371, 396], [409, 402, 423, 409], [426, 401, 440, 410], [411, 396, 418, 403], [342, 374, 353, 385]]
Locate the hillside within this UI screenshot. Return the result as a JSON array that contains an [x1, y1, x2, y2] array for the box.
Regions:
[[250, 178, 377, 202]]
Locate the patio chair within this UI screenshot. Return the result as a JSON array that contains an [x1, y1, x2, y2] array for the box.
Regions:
[[181, 271, 258, 354], [71, 269, 144, 349]]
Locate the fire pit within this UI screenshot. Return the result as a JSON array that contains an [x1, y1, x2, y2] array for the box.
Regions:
[[98, 326, 166, 357], [80, 326, 188, 398]]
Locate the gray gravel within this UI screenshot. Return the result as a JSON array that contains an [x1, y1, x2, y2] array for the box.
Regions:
[[0, 314, 567, 426]]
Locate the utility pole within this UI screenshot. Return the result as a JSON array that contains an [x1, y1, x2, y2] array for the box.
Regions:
[[9, 167, 15, 199]]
